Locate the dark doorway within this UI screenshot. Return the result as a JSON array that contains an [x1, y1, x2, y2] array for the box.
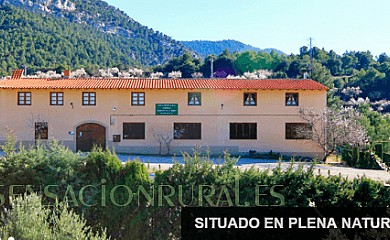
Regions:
[[76, 123, 106, 152]]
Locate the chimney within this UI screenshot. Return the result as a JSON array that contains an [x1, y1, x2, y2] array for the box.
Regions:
[[11, 69, 24, 79], [64, 70, 71, 78]]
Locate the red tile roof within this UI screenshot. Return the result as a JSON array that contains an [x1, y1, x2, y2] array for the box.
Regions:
[[11, 69, 24, 79], [0, 78, 328, 90]]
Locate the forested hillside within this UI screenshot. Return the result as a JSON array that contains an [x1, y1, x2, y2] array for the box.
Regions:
[[0, 1, 188, 75], [181, 39, 283, 57], [153, 48, 390, 109], [1, 1, 388, 110]]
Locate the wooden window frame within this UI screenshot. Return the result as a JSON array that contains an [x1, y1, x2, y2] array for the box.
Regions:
[[285, 93, 299, 106], [174, 123, 202, 140], [229, 123, 257, 140], [123, 123, 145, 139], [188, 92, 202, 106], [50, 92, 64, 106], [82, 92, 96, 106], [243, 92, 257, 106], [113, 135, 121, 142], [131, 92, 145, 106], [18, 92, 31, 105], [285, 123, 312, 140]]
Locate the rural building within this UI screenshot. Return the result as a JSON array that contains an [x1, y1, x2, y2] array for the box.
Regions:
[[0, 71, 328, 158]]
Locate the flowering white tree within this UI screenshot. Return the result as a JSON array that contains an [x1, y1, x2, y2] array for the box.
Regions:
[[226, 75, 241, 79], [243, 70, 272, 79], [70, 68, 89, 78], [150, 72, 164, 79], [168, 71, 182, 78], [341, 86, 362, 99], [128, 68, 144, 78], [29, 71, 61, 78], [226, 70, 272, 79], [372, 100, 390, 112], [117, 68, 144, 78], [299, 107, 368, 161], [191, 72, 203, 78]]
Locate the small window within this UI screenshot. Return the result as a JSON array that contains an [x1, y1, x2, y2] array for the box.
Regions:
[[132, 92, 145, 106], [50, 92, 64, 105], [35, 122, 48, 140], [244, 93, 257, 106], [285, 123, 312, 139], [113, 135, 121, 142], [123, 123, 145, 139], [82, 92, 96, 106], [286, 93, 299, 106], [174, 123, 201, 139], [230, 123, 257, 139], [188, 92, 201, 106], [18, 92, 31, 105]]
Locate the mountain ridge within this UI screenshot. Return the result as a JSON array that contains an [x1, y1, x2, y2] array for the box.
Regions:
[[0, 0, 189, 71]]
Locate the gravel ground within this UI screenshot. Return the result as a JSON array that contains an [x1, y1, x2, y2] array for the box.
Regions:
[[239, 162, 390, 184], [146, 162, 390, 184]]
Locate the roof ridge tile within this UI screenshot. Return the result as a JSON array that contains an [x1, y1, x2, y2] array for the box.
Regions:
[[0, 78, 328, 90]]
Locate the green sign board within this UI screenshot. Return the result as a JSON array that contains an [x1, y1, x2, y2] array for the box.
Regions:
[[156, 104, 178, 115]]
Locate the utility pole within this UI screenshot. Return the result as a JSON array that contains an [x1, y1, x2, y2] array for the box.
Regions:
[[309, 37, 314, 76], [210, 58, 214, 78]]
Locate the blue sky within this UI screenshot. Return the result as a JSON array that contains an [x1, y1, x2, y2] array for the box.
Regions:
[[105, 0, 389, 57]]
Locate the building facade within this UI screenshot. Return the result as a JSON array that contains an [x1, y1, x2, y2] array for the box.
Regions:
[[0, 74, 328, 158]]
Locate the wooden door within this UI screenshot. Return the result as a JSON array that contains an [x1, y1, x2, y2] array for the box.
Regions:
[[76, 123, 106, 152]]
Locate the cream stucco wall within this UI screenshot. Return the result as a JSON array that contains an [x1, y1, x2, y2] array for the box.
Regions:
[[0, 87, 327, 158]]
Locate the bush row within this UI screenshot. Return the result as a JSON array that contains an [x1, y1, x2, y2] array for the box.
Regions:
[[374, 143, 390, 166], [342, 147, 382, 169], [1, 140, 389, 239]]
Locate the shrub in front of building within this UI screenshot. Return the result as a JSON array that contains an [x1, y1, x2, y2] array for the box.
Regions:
[[0, 193, 108, 240], [1, 140, 390, 239]]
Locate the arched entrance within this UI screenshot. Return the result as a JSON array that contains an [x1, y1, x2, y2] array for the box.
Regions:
[[76, 123, 106, 152]]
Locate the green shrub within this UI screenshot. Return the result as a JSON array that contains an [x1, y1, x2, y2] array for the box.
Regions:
[[342, 147, 381, 169], [1, 140, 390, 239], [383, 153, 390, 165], [0, 140, 84, 208], [375, 144, 384, 159], [0, 193, 108, 240], [341, 148, 353, 165]]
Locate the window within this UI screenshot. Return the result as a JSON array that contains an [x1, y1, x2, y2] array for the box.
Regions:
[[83, 92, 96, 106], [132, 92, 145, 106], [50, 92, 64, 105], [244, 93, 257, 106], [113, 135, 121, 142], [230, 123, 257, 139], [188, 92, 201, 106], [35, 122, 48, 140], [18, 92, 31, 105], [174, 123, 201, 139], [285, 93, 299, 106], [285, 123, 312, 139], [123, 123, 145, 139]]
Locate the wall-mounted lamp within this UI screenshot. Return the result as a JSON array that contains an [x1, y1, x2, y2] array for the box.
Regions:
[[112, 107, 117, 111], [221, 103, 224, 110], [70, 102, 74, 109]]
